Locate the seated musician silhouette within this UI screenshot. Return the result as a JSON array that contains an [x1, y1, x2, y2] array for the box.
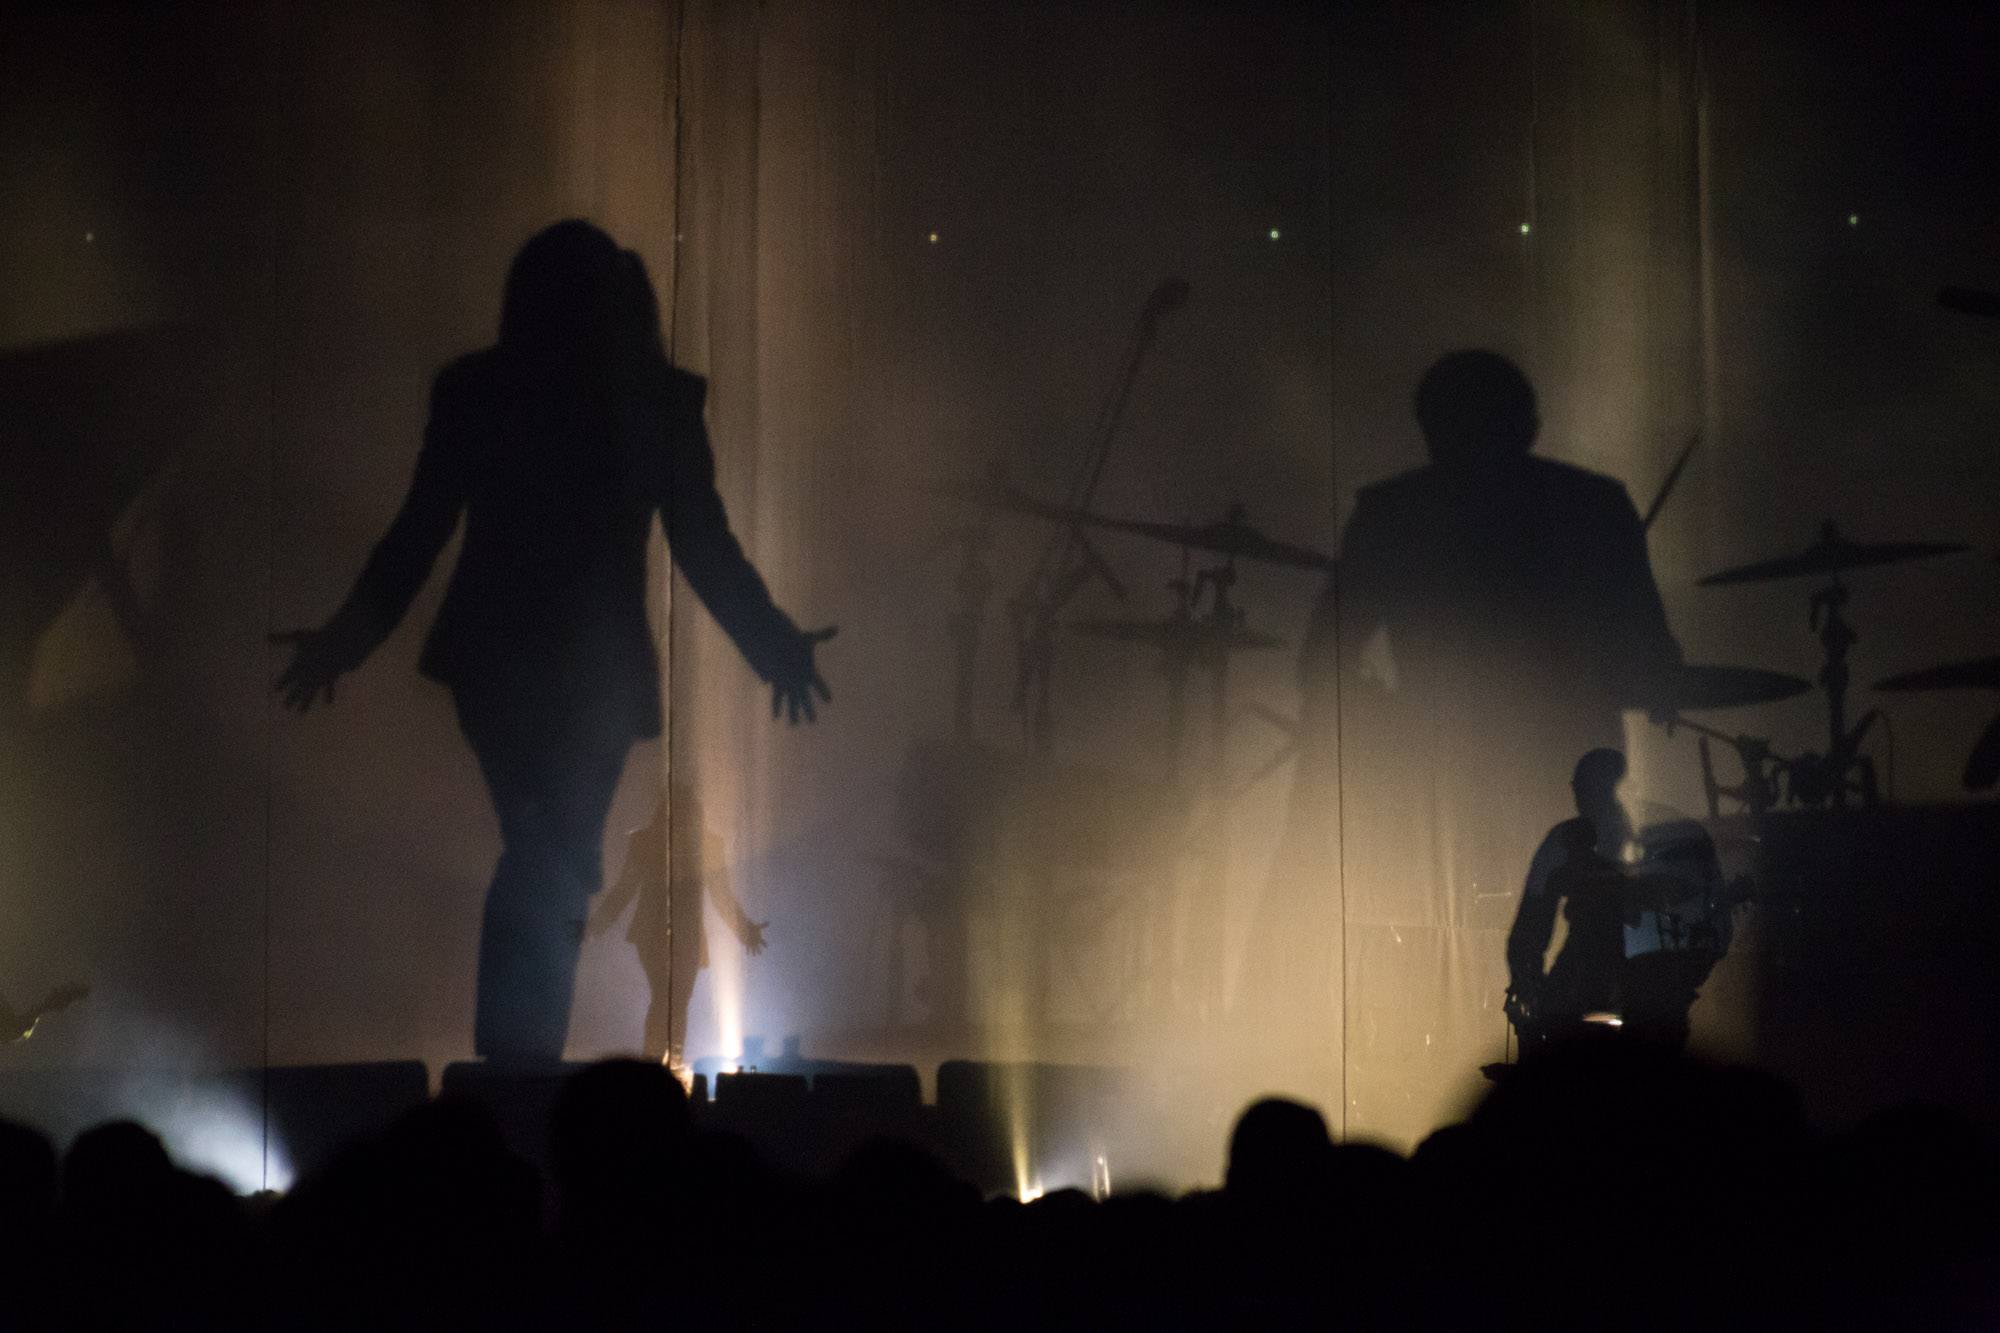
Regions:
[[588, 786, 766, 1068], [273, 221, 831, 1065], [1506, 748, 1732, 1050], [1506, 749, 1635, 1044]]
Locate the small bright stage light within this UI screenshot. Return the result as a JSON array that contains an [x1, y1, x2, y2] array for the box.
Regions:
[[1519, 222, 1532, 235], [927, 231, 939, 244], [1268, 227, 1281, 241]]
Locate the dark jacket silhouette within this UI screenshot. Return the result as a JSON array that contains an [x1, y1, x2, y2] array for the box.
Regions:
[[1309, 352, 1681, 929], [322, 247, 800, 740], [288, 220, 821, 1062]]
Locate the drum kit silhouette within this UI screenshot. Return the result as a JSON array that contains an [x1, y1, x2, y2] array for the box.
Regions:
[[951, 471, 1987, 824], [951, 486, 1337, 1019], [1668, 520, 1978, 816], [897, 282, 1999, 1026]]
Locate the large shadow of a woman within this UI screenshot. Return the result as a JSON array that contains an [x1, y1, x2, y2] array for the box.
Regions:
[[274, 220, 831, 1065]]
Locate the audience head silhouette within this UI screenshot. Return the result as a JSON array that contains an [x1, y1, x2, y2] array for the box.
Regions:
[[63, 1119, 173, 1211], [8, 1052, 1997, 1328], [1225, 1097, 1332, 1198], [1414, 349, 1539, 466], [549, 1057, 690, 1230]]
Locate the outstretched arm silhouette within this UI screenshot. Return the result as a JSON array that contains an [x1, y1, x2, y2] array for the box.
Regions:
[[658, 371, 833, 725], [272, 364, 472, 712], [273, 359, 833, 723]]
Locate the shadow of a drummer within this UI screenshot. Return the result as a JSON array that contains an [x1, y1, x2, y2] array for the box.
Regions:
[[1288, 350, 1697, 1114], [1505, 748, 1734, 1051]]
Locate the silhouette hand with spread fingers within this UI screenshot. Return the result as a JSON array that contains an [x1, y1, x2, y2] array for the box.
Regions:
[[770, 624, 837, 725], [269, 628, 352, 711]]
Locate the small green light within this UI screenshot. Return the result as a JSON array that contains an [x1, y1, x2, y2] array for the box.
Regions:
[[1519, 222, 1532, 235], [1268, 227, 1281, 241], [1847, 213, 1859, 227]]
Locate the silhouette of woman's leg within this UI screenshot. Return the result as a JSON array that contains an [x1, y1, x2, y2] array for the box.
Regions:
[[669, 921, 702, 1067], [638, 904, 703, 1065], [458, 689, 629, 1063]]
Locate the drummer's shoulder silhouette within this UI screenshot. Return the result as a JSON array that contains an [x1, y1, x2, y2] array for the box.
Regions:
[[1309, 349, 1683, 940], [1330, 350, 1681, 728], [273, 219, 832, 1064]]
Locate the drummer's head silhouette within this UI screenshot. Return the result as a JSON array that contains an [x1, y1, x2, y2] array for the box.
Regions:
[[1570, 747, 1629, 837], [1414, 350, 1538, 466]]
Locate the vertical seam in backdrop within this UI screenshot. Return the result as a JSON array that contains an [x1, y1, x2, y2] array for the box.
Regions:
[[662, 0, 688, 1066], [1325, 12, 1350, 1140], [259, 14, 281, 1191]]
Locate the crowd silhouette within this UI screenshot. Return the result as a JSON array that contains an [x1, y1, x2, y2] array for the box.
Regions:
[[1, 1042, 1994, 1330]]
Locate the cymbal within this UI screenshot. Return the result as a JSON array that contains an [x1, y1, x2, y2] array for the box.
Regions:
[[1073, 616, 1284, 653], [1874, 656, 2000, 692], [995, 491, 1337, 571], [1698, 521, 1967, 586], [1668, 664, 1813, 710]]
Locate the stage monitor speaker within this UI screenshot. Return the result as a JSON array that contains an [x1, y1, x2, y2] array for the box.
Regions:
[[439, 1060, 593, 1172], [811, 1066, 922, 1118], [710, 1070, 809, 1116], [238, 1061, 430, 1182]]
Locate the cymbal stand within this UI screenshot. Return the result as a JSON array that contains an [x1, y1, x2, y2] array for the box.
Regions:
[[1158, 553, 1197, 780], [1184, 556, 1244, 1019], [1192, 558, 1245, 774], [1792, 576, 1880, 808], [946, 524, 993, 741], [1008, 538, 1125, 754], [1008, 282, 1181, 755]]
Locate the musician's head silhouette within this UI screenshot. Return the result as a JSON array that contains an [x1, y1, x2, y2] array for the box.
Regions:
[[1414, 349, 1539, 466], [499, 219, 663, 369], [1571, 747, 1629, 834]]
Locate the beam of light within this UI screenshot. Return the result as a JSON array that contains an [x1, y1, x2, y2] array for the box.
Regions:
[[1621, 709, 1656, 849], [142, 1089, 294, 1197], [1006, 1059, 1035, 1204], [1090, 1153, 1112, 1201], [986, 911, 1037, 1205], [174, 1110, 294, 1196], [710, 903, 745, 1074]]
